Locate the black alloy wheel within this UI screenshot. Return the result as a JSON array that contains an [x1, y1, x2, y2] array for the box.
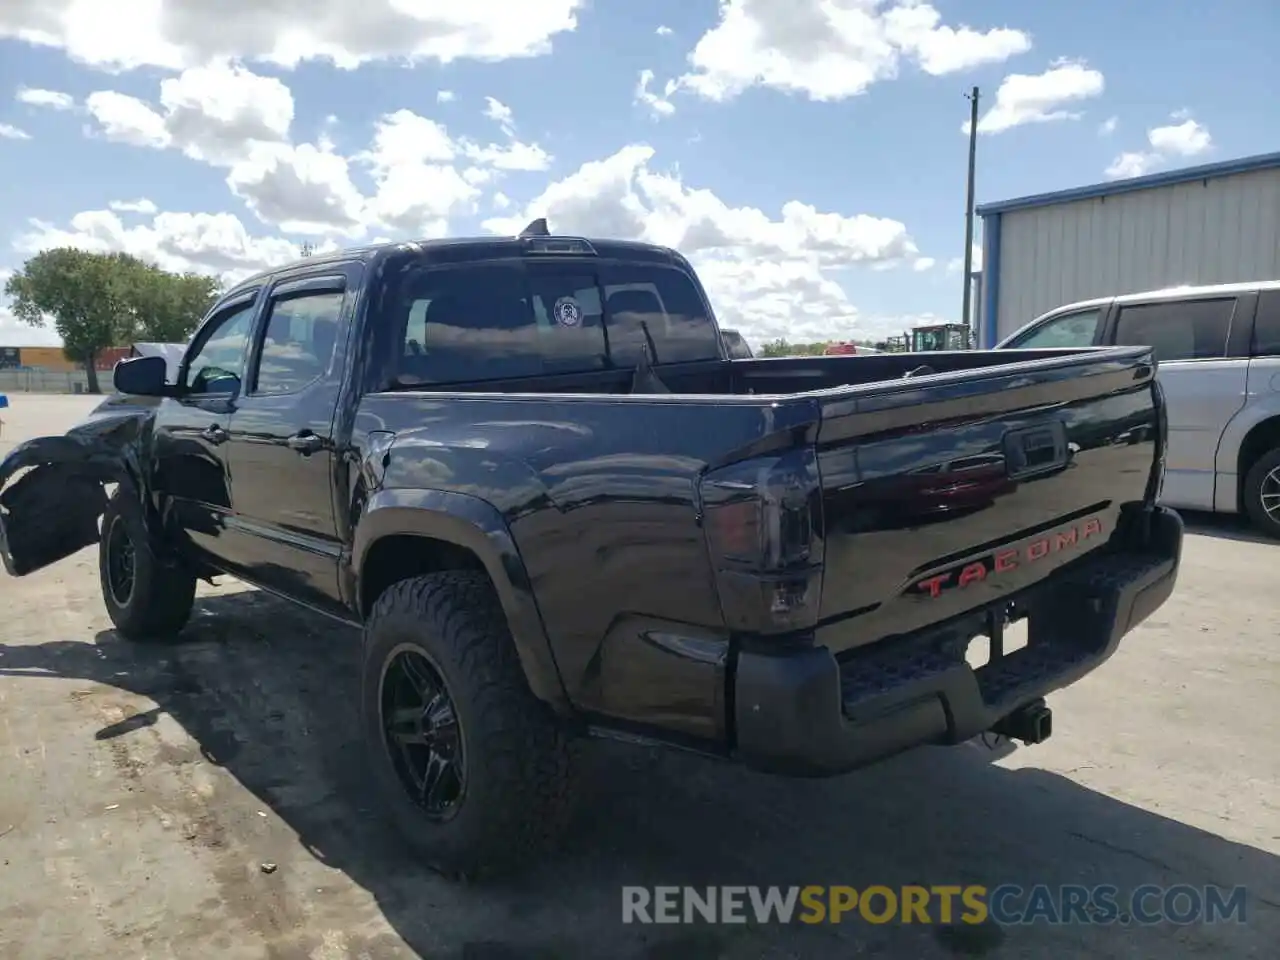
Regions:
[[380, 645, 467, 820], [104, 513, 137, 607]]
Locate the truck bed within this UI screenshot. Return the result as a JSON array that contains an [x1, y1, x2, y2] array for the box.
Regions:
[[366, 344, 1164, 741]]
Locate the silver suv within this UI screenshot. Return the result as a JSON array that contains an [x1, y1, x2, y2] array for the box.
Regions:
[[997, 280, 1280, 538]]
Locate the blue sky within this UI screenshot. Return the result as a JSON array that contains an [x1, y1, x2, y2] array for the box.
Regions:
[[1, 0, 1277, 348]]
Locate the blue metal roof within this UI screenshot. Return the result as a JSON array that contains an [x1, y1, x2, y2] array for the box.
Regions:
[[976, 150, 1280, 217]]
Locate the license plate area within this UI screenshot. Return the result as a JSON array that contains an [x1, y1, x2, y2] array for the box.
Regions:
[[1003, 422, 1069, 480]]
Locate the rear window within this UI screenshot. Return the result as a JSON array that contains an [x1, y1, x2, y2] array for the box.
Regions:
[[389, 260, 720, 384]]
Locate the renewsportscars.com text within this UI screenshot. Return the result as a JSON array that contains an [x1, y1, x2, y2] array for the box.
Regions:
[[621, 884, 1249, 926]]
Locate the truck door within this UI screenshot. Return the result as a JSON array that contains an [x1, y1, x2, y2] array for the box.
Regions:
[[1109, 295, 1250, 512], [154, 292, 261, 569], [217, 269, 356, 617]]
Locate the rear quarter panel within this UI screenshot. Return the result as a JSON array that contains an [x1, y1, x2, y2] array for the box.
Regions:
[[355, 392, 816, 741]]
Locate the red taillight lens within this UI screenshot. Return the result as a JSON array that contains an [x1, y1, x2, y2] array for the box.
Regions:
[[699, 447, 824, 634]]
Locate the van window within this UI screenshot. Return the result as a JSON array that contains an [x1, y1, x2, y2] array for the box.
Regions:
[[1005, 309, 1102, 349], [1113, 298, 1236, 362], [390, 260, 718, 384], [1253, 291, 1280, 357]]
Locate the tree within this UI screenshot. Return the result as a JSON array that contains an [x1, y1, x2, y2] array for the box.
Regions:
[[3, 248, 220, 393], [4, 249, 133, 393], [120, 261, 220, 343]]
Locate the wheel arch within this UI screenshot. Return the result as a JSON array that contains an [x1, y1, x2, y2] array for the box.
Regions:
[[1234, 413, 1280, 511], [351, 489, 571, 713]]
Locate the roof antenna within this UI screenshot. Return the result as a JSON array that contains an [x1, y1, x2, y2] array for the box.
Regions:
[[519, 217, 550, 238]]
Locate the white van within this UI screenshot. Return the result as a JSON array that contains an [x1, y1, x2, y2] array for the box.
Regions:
[[997, 280, 1280, 538]]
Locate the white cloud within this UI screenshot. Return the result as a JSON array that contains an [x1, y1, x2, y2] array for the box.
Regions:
[[84, 90, 171, 147], [1105, 150, 1158, 179], [13, 208, 312, 286], [436, 90, 456, 103], [656, 25, 673, 37], [946, 241, 983, 275], [16, 86, 76, 110], [492, 192, 512, 211], [672, 0, 1030, 104], [1105, 112, 1213, 180], [1148, 117, 1212, 157], [968, 60, 1104, 135], [86, 61, 293, 164], [356, 110, 481, 236], [461, 140, 552, 172], [913, 257, 936, 272], [483, 96, 516, 136], [0, 123, 31, 140], [77, 67, 548, 237], [635, 69, 676, 119], [109, 198, 159, 214], [0, 0, 585, 72], [1098, 115, 1118, 136], [227, 141, 368, 236], [483, 144, 922, 344]]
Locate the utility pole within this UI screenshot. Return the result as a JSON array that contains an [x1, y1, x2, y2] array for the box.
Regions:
[[961, 86, 980, 345]]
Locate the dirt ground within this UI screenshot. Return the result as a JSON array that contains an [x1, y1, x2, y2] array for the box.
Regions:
[[0, 394, 1276, 960]]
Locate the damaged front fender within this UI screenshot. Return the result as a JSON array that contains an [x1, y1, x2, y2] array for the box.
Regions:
[[0, 407, 155, 577]]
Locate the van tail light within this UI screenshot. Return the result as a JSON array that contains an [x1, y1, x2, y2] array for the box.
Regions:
[[1147, 377, 1168, 503], [699, 447, 824, 635]]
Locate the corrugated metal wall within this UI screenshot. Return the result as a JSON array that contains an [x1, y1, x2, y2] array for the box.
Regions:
[[994, 166, 1280, 341]]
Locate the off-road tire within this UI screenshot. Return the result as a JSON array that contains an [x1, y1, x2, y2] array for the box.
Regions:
[[98, 489, 197, 641], [1242, 446, 1280, 539], [360, 571, 578, 879]]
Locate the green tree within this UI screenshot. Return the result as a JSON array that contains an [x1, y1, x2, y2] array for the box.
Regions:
[[4, 249, 133, 393], [4, 248, 219, 393], [121, 261, 220, 343]]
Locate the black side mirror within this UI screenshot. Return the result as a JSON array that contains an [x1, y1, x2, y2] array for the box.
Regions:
[[113, 355, 171, 396]]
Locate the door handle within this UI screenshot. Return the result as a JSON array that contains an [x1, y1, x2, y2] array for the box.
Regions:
[[286, 431, 324, 455], [201, 424, 228, 445]]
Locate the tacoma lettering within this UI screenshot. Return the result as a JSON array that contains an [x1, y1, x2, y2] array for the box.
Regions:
[[911, 516, 1105, 598]]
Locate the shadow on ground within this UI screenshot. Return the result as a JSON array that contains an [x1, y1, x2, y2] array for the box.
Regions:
[[1, 589, 1277, 959]]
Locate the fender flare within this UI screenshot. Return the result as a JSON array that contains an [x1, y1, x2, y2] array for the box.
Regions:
[[351, 488, 571, 714]]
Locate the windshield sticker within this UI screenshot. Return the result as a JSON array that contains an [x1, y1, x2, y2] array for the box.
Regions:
[[552, 296, 583, 327]]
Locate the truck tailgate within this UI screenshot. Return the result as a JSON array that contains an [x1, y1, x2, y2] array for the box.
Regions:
[[812, 347, 1162, 654]]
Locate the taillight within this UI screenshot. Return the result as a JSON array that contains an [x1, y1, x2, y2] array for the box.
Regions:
[[1147, 377, 1168, 503], [699, 447, 824, 634]]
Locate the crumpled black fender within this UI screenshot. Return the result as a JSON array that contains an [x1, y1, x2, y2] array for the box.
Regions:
[[0, 406, 158, 577]]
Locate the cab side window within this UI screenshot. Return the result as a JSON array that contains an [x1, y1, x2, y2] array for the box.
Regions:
[[252, 291, 345, 395], [1113, 298, 1235, 362], [1007, 309, 1103, 349], [185, 301, 256, 395]]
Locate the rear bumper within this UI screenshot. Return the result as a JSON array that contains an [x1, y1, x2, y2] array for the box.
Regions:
[[733, 505, 1183, 776]]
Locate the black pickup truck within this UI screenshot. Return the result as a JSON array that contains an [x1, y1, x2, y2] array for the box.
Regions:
[[0, 226, 1183, 877]]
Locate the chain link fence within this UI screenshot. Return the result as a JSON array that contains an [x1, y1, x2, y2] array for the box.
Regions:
[[0, 369, 96, 394]]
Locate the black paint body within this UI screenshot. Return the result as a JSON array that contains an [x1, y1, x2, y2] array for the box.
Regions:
[[0, 237, 1183, 775]]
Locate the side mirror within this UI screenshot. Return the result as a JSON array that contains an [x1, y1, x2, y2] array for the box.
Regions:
[[113, 355, 171, 396]]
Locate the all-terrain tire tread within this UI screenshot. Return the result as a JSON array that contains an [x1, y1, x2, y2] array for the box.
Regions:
[[99, 490, 197, 641], [362, 571, 577, 878]]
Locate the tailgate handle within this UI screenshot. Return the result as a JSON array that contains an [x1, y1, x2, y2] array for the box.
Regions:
[[1004, 423, 1069, 480]]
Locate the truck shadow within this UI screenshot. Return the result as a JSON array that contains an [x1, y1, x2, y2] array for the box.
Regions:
[[2, 588, 1277, 960]]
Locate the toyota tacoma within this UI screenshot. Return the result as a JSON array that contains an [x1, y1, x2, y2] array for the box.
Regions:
[[0, 223, 1183, 877]]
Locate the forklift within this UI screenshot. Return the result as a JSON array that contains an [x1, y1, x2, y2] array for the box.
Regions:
[[875, 323, 973, 353], [909, 323, 973, 352]]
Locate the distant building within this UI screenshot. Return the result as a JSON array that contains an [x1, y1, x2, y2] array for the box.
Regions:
[[976, 151, 1280, 347]]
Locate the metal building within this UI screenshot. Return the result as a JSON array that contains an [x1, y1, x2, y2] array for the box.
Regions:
[[976, 151, 1280, 347]]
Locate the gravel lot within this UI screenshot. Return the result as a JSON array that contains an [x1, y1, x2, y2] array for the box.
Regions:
[[0, 394, 1277, 959]]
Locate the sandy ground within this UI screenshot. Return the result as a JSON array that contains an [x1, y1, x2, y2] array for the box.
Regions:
[[0, 393, 1276, 960]]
